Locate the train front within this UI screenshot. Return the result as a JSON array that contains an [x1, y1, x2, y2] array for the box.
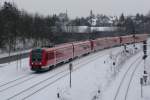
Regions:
[[29, 48, 47, 71]]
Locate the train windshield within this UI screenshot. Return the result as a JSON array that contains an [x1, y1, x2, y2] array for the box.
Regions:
[[31, 49, 43, 62]]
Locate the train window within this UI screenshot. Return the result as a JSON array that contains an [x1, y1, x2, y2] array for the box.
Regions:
[[31, 49, 42, 62], [83, 45, 87, 49], [48, 52, 54, 60]]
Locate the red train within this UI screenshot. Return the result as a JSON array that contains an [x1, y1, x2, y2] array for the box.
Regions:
[[29, 33, 148, 71]]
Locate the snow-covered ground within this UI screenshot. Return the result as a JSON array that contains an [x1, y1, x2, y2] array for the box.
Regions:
[[0, 42, 150, 100]]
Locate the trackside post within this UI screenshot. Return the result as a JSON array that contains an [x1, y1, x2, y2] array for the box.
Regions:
[[143, 40, 148, 85], [143, 41, 147, 60], [57, 93, 60, 98], [140, 78, 143, 98], [69, 63, 73, 88]]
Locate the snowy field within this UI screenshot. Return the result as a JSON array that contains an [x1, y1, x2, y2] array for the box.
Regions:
[[0, 42, 150, 100]]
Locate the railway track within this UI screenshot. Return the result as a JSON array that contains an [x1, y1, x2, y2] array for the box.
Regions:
[[113, 54, 143, 100], [0, 47, 102, 89], [0, 46, 120, 89], [0, 46, 137, 100], [17, 53, 108, 100], [12, 50, 138, 100], [0, 74, 34, 90], [0, 47, 110, 100], [124, 60, 142, 100]]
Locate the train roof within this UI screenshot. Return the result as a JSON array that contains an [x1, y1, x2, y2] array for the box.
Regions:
[[55, 43, 73, 49], [72, 40, 91, 45], [41, 43, 73, 52]]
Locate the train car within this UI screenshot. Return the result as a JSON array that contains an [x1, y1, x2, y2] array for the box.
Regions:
[[91, 38, 107, 51], [112, 37, 121, 46], [29, 43, 74, 71], [134, 34, 148, 43], [55, 43, 73, 64], [73, 41, 91, 57], [29, 33, 148, 72], [29, 48, 50, 71], [120, 35, 134, 45], [105, 37, 121, 47]]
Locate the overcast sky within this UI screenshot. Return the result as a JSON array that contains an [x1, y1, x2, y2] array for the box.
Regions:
[[1, 0, 150, 18]]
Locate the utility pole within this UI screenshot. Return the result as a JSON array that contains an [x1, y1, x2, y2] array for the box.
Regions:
[[133, 35, 136, 48], [16, 52, 19, 70], [19, 50, 22, 69]]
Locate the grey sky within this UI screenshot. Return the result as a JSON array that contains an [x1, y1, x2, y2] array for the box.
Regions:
[[1, 0, 150, 18]]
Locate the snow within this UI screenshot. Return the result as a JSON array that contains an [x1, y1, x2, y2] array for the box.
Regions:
[[0, 41, 150, 100]]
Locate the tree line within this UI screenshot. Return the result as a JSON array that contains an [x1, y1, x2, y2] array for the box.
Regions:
[[0, 2, 60, 52], [0, 2, 150, 52]]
